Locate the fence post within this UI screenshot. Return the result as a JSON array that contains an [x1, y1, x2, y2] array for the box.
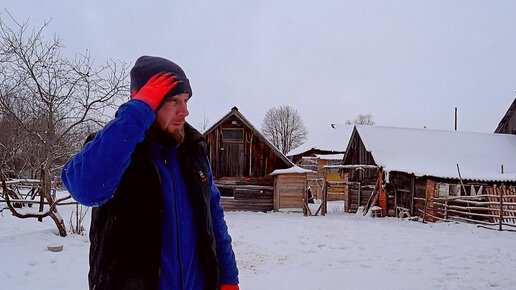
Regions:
[[499, 185, 504, 231], [422, 197, 427, 223], [322, 180, 327, 216], [444, 196, 448, 220]]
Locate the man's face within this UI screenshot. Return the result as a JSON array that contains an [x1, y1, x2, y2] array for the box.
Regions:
[[154, 93, 190, 137]]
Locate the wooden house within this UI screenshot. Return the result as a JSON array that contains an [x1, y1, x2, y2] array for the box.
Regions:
[[287, 124, 353, 201], [495, 98, 516, 135], [342, 125, 516, 222], [203, 107, 293, 211]]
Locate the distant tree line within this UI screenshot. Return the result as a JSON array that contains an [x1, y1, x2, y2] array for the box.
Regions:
[[346, 114, 375, 125]]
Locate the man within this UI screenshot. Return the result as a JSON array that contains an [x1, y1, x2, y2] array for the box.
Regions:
[[61, 56, 239, 290]]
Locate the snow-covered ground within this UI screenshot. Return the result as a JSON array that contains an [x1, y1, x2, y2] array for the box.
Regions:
[[1, 199, 515, 290]]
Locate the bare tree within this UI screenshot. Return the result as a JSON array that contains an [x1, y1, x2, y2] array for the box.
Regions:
[[0, 114, 26, 177], [198, 111, 210, 132], [345, 114, 375, 125], [0, 17, 129, 236], [69, 203, 89, 235], [262, 105, 308, 154]]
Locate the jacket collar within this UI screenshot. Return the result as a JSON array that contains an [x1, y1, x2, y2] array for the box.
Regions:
[[178, 122, 204, 154]]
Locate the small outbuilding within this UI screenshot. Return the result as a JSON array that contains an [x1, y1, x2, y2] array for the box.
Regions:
[[270, 165, 314, 214], [203, 107, 293, 211]]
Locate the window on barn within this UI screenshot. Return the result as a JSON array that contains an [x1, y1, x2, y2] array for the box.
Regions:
[[222, 128, 244, 141]]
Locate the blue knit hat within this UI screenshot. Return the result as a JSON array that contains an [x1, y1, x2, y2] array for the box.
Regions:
[[130, 56, 192, 98]]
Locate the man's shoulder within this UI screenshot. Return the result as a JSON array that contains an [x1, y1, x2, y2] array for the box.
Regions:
[[184, 123, 204, 142], [180, 123, 205, 150], [83, 132, 98, 147]]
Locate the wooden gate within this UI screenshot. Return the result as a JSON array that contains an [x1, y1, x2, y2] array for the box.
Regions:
[[486, 185, 516, 229]]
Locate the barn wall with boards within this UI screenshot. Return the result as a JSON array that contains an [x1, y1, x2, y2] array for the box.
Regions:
[[203, 107, 292, 212]]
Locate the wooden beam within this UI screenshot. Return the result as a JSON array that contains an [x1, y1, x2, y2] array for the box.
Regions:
[[410, 175, 415, 216]]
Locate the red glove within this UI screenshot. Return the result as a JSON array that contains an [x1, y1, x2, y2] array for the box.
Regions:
[[132, 73, 178, 111], [220, 284, 239, 290]]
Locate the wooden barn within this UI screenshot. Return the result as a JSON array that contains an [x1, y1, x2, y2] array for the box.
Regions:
[[342, 125, 516, 224], [287, 124, 353, 201], [203, 107, 293, 211], [495, 97, 516, 135]]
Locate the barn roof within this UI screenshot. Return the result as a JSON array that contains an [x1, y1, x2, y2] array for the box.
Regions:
[[495, 97, 516, 133], [347, 125, 516, 182], [203, 107, 294, 167], [287, 124, 354, 156]]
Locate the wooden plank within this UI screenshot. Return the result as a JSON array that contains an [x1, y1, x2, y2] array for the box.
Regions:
[[280, 202, 304, 208], [274, 176, 279, 211], [328, 194, 345, 201], [410, 175, 415, 216], [278, 189, 304, 195], [279, 196, 303, 202], [279, 197, 303, 203], [277, 183, 306, 189], [278, 187, 305, 193], [234, 191, 273, 200], [220, 198, 273, 212]]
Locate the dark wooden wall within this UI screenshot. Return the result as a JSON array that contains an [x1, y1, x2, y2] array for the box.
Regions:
[[343, 133, 377, 181], [220, 185, 274, 212], [498, 110, 516, 134], [388, 171, 425, 217], [346, 181, 375, 213], [204, 114, 290, 211], [205, 115, 289, 181], [495, 99, 516, 134]]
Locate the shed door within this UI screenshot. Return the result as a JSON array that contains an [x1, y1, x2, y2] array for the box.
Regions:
[[221, 143, 244, 177], [221, 128, 245, 177]]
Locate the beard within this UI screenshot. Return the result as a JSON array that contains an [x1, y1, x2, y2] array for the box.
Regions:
[[147, 122, 185, 146]]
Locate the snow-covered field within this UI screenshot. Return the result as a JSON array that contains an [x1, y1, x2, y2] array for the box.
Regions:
[[1, 199, 515, 290]]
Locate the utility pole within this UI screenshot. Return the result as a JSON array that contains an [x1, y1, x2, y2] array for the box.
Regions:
[[454, 107, 458, 131]]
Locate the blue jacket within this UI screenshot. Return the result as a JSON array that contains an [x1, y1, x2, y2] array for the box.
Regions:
[[61, 100, 238, 289]]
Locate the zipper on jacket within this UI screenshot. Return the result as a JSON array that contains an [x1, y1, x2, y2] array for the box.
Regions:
[[166, 151, 184, 290]]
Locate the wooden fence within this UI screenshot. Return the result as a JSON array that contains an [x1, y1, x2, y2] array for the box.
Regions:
[[421, 185, 516, 231]]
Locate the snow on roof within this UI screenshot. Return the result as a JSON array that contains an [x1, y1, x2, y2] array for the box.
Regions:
[[287, 124, 354, 156], [353, 125, 516, 182], [270, 165, 315, 176], [315, 153, 345, 160]]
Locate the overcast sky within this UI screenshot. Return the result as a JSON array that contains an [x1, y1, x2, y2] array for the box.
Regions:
[[3, 1, 516, 137]]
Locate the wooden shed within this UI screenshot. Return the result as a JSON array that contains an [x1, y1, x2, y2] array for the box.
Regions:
[[270, 166, 313, 213], [203, 107, 293, 211], [342, 125, 516, 223]]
